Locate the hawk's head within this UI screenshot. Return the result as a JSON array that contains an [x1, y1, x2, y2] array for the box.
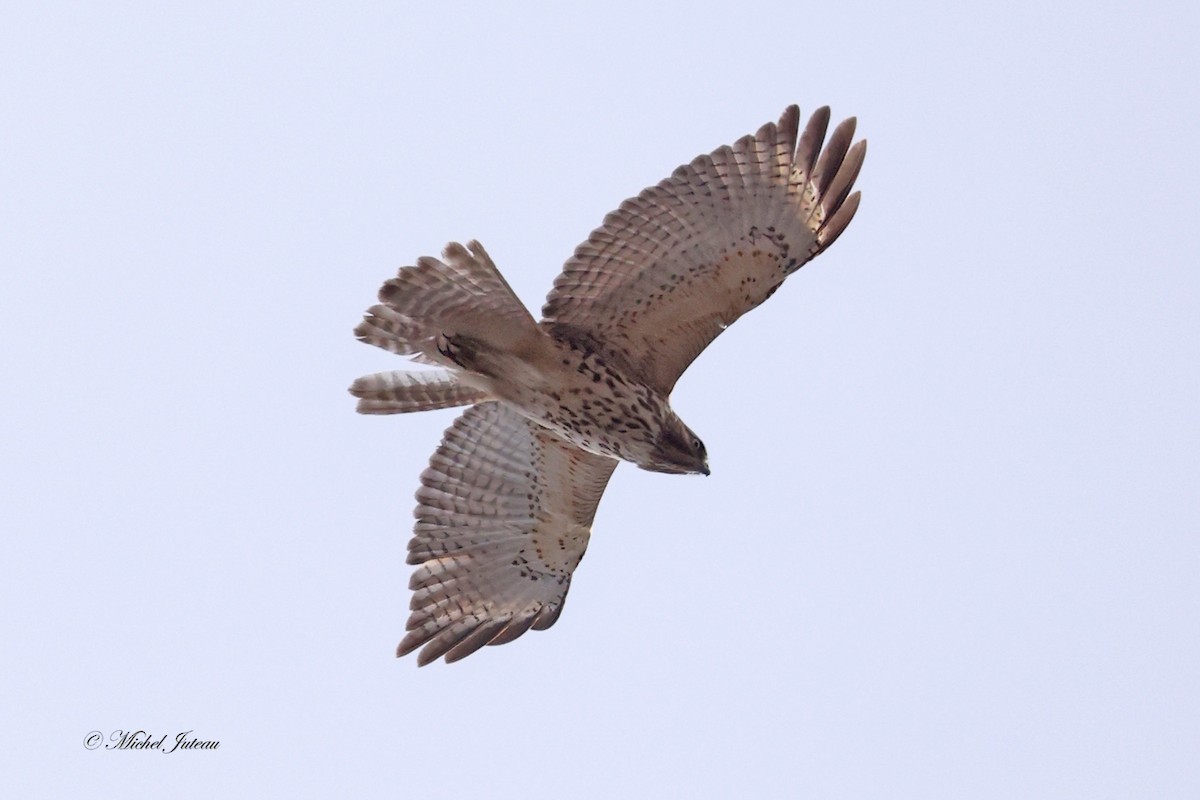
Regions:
[[646, 417, 709, 476]]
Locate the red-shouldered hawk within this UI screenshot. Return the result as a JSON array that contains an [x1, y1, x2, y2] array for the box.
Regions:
[[351, 105, 866, 664]]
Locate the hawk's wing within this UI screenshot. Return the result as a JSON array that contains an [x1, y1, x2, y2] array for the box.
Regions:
[[398, 402, 618, 666], [541, 105, 866, 395]]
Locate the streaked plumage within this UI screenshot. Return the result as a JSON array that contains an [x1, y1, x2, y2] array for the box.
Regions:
[[351, 105, 866, 664]]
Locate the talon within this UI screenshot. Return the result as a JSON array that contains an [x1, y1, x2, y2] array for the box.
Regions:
[[435, 334, 459, 364]]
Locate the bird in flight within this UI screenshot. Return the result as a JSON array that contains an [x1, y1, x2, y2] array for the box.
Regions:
[[351, 105, 866, 665]]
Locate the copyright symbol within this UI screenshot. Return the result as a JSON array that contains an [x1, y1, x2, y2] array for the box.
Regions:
[[83, 731, 103, 750]]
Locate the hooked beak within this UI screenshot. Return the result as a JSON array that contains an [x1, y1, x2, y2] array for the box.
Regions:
[[699, 463, 710, 477]]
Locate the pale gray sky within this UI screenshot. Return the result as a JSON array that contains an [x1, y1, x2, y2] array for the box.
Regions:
[[3, 2, 1198, 797]]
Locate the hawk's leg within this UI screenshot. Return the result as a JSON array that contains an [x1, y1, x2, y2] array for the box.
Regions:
[[436, 333, 484, 372], [435, 333, 460, 365]]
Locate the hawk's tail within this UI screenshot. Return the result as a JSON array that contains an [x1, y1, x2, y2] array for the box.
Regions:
[[353, 240, 541, 366], [349, 369, 489, 414]]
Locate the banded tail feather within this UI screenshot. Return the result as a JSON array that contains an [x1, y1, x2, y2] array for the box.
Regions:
[[350, 370, 489, 414]]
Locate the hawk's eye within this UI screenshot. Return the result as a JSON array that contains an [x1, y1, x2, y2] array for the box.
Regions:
[[691, 437, 702, 451]]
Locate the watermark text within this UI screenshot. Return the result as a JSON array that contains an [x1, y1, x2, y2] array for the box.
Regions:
[[83, 729, 220, 753]]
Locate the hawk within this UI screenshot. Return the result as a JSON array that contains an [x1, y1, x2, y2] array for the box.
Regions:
[[351, 105, 866, 665]]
